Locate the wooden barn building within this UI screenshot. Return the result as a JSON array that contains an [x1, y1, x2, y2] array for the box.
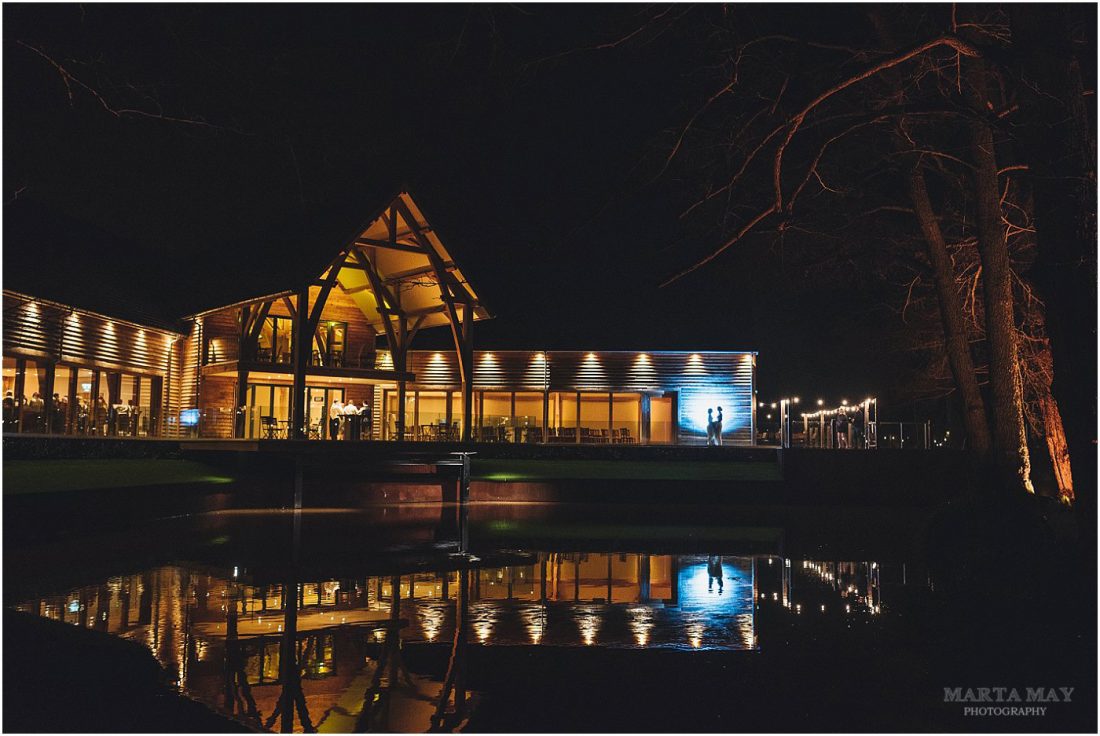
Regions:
[[3, 191, 757, 445]]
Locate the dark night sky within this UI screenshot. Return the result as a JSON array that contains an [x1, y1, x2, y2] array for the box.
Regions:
[[4, 4, 941, 415]]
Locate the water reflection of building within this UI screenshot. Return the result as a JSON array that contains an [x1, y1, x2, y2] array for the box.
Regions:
[[19, 554, 912, 730]]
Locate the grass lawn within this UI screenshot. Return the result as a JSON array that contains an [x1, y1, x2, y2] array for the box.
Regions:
[[2, 459, 235, 495], [471, 458, 781, 482]]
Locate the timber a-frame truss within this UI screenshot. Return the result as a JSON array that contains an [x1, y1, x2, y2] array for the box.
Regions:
[[229, 192, 489, 441]]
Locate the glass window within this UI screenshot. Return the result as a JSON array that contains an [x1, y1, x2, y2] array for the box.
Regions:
[[246, 383, 296, 439], [314, 322, 347, 367], [549, 392, 578, 443], [611, 393, 641, 445], [383, 390, 414, 440], [74, 369, 94, 435], [3, 358, 19, 433], [650, 396, 674, 444], [115, 375, 138, 436], [257, 316, 293, 364], [21, 360, 45, 433], [449, 392, 465, 441], [51, 366, 73, 434], [416, 391, 449, 441], [480, 392, 512, 442], [579, 393, 610, 443], [514, 392, 544, 443]]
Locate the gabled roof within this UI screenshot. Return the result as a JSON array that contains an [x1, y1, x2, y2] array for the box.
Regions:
[[186, 188, 492, 331]]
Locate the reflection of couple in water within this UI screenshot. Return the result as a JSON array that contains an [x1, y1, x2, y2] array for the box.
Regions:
[[707, 555, 724, 594], [706, 406, 724, 446]]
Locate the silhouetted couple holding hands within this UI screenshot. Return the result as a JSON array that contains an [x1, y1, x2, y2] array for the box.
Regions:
[[706, 406, 723, 446]]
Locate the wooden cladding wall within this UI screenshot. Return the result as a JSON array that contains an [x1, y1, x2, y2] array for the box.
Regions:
[[202, 308, 240, 364], [199, 287, 379, 368], [3, 293, 177, 376], [394, 349, 756, 445], [199, 375, 236, 438], [395, 350, 755, 394], [168, 318, 203, 437]]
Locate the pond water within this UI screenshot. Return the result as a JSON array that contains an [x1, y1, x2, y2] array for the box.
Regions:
[[5, 500, 1093, 732]]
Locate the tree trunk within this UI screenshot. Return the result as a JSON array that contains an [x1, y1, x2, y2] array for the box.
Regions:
[[1039, 393, 1074, 503], [905, 160, 992, 453], [1007, 6, 1096, 519], [965, 57, 1034, 494]]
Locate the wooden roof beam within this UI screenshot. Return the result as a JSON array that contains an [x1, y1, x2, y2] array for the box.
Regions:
[[383, 262, 456, 284], [355, 239, 424, 254], [390, 198, 477, 305]]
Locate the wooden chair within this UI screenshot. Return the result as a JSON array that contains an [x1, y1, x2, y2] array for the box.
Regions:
[[260, 415, 280, 439]]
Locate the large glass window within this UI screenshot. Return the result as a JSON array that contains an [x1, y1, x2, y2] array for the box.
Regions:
[[51, 366, 73, 434], [650, 395, 675, 444], [549, 392, 577, 443], [450, 392, 465, 441], [416, 391, 450, 441], [579, 393, 610, 443], [75, 369, 95, 435], [257, 316, 293, 364], [514, 392, 544, 443], [115, 375, 138, 436], [382, 389, 415, 440], [480, 392, 512, 443], [313, 322, 347, 367], [305, 386, 345, 439], [3, 358, 19, 433], [245, 383, 300, 439], [611, 394, 641, 444], [21, 360, 45, 433]]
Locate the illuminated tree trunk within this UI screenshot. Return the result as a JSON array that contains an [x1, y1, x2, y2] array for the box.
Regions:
[[905, 160, 992, 453], [965, 57, 1034, 494], [1008, 6, 1096, 518], [1039, 393, 1074, 503]]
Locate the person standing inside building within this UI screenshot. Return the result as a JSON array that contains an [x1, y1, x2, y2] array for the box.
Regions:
[[95, 395, 108, 436], [343, 398, 360, 440], [3, 391, 16, 432], [328, 397, 344, 440], [28, 392, 44, 433]]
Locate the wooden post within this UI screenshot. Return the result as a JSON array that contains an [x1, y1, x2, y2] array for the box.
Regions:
[[608, 393, 614, 441], [445, 390, 453, 438], [66, 368, 78, 434], [460, 306, 474, 443], [13, 358, 25, 433], [41, 362, 55, 434], [542, 390, 550, 444], [395, 357, 407, 442], [575, 392, 581, 444], [291, 288, 309, 440], [149, 377, 163, 437], [235, 368, 249, 438]]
